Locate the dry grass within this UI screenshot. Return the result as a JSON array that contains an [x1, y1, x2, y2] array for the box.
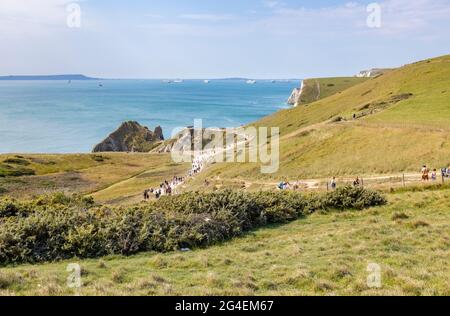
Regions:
[[0, 153, 189, 204]]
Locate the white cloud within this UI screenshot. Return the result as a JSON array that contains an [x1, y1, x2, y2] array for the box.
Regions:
[[262, 0, 450, 37], [263, 1, 282, 8], [0, 0, 78, 38]]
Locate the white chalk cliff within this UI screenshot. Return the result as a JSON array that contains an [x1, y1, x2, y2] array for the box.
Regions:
[[287, 81, 304, 106]]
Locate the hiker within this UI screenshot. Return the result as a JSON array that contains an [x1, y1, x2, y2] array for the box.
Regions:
[[143, 189, 149, 200], [421, 165, 430, 181], [353, 177, 360, 187], [431, 169, 437, 181], [330, 177, 337, 190]]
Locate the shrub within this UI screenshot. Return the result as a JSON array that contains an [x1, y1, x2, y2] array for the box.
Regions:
[[321, 186, 387, 210], [0, 271, 22, 289], [2, 158, 30, 166], [0, 164, 35, 177], [91, 155, 107, 162], [0, 188, 386, 265], [0, 198, 32, 218]]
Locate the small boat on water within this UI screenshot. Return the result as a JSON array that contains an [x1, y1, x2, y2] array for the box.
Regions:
[[204, 80, 210, 84], [246, 80, 256, 84], [173, 79, 183, 83]]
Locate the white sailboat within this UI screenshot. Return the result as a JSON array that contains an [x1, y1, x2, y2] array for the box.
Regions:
[[203, 80, 210, 84], [246, 80, 256, 84]]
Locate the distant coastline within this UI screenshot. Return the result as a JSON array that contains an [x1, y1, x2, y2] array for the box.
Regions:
[[0, 75, 300, 81], [0, 74, 99, 81]]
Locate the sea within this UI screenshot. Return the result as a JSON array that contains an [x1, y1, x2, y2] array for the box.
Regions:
[[0, 79, 299, 153]]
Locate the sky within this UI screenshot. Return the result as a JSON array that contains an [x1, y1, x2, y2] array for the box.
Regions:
[[1, 0, 450, 79]]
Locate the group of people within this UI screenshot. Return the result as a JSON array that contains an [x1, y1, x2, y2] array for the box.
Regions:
[[143, 151, 215, 200], [189, 156, 206, 176], [443, 166, 450, 178], [143, 176, 186, 200], [144, 157, 449, 200], [441, 166, 450, 178], [277, 181, 301, 191], [277, 176, 363, 191], [420, 165, 449, 181], [331, 176, 360, 190]]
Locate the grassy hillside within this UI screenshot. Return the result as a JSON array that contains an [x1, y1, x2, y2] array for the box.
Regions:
[[194, 55, 450, 187], [1, 187, 448, 296], [90, 161, 189, 205], [1, 55, 449, 297], [297, 77, 369, 105], [0, 153, 189, 200], [264, 55, 450, 133]]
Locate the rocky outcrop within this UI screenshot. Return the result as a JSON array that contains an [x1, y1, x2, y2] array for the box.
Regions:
[[154, 127, 210, 153], [93, 121, 164, 153], [153, 127, 242, 154]]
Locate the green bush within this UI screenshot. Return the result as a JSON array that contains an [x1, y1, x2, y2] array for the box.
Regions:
[[0, 198, 32, 218], [0, 188, 386, 265], [0, 163, 35, 177], [321, 186, 387, 210], [2, 158, 30, 166]]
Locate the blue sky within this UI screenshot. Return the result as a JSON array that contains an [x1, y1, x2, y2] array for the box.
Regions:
[[1, 0, 450, 78]]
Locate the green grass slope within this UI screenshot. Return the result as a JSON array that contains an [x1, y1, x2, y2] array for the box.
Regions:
[[196, 54, 450, 185], [1, 188, 448, 295], [297, 77, 369, 105], [259, 55, 450, 134]]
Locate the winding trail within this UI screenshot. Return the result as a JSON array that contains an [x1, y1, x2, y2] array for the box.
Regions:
[[314, 79, 321, 101], [212, 172, 425, 190]]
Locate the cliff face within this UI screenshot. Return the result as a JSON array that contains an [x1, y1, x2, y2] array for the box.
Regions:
[[93, 121, 164, 153], [287, 81, 305, 106], [356, 68, 392, 78], [287, 87, 301, 106]]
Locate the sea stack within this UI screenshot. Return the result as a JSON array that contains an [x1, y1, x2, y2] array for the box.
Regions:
[[93, 121, 164, 153]]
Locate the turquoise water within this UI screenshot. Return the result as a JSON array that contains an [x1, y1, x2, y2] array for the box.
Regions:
[[0, 80, 298, 153]]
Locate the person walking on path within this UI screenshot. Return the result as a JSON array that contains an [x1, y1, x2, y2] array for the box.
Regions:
[[330, 177, 337, 190], [431, 169, 437, 181], [421, 165, 430, 181]]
